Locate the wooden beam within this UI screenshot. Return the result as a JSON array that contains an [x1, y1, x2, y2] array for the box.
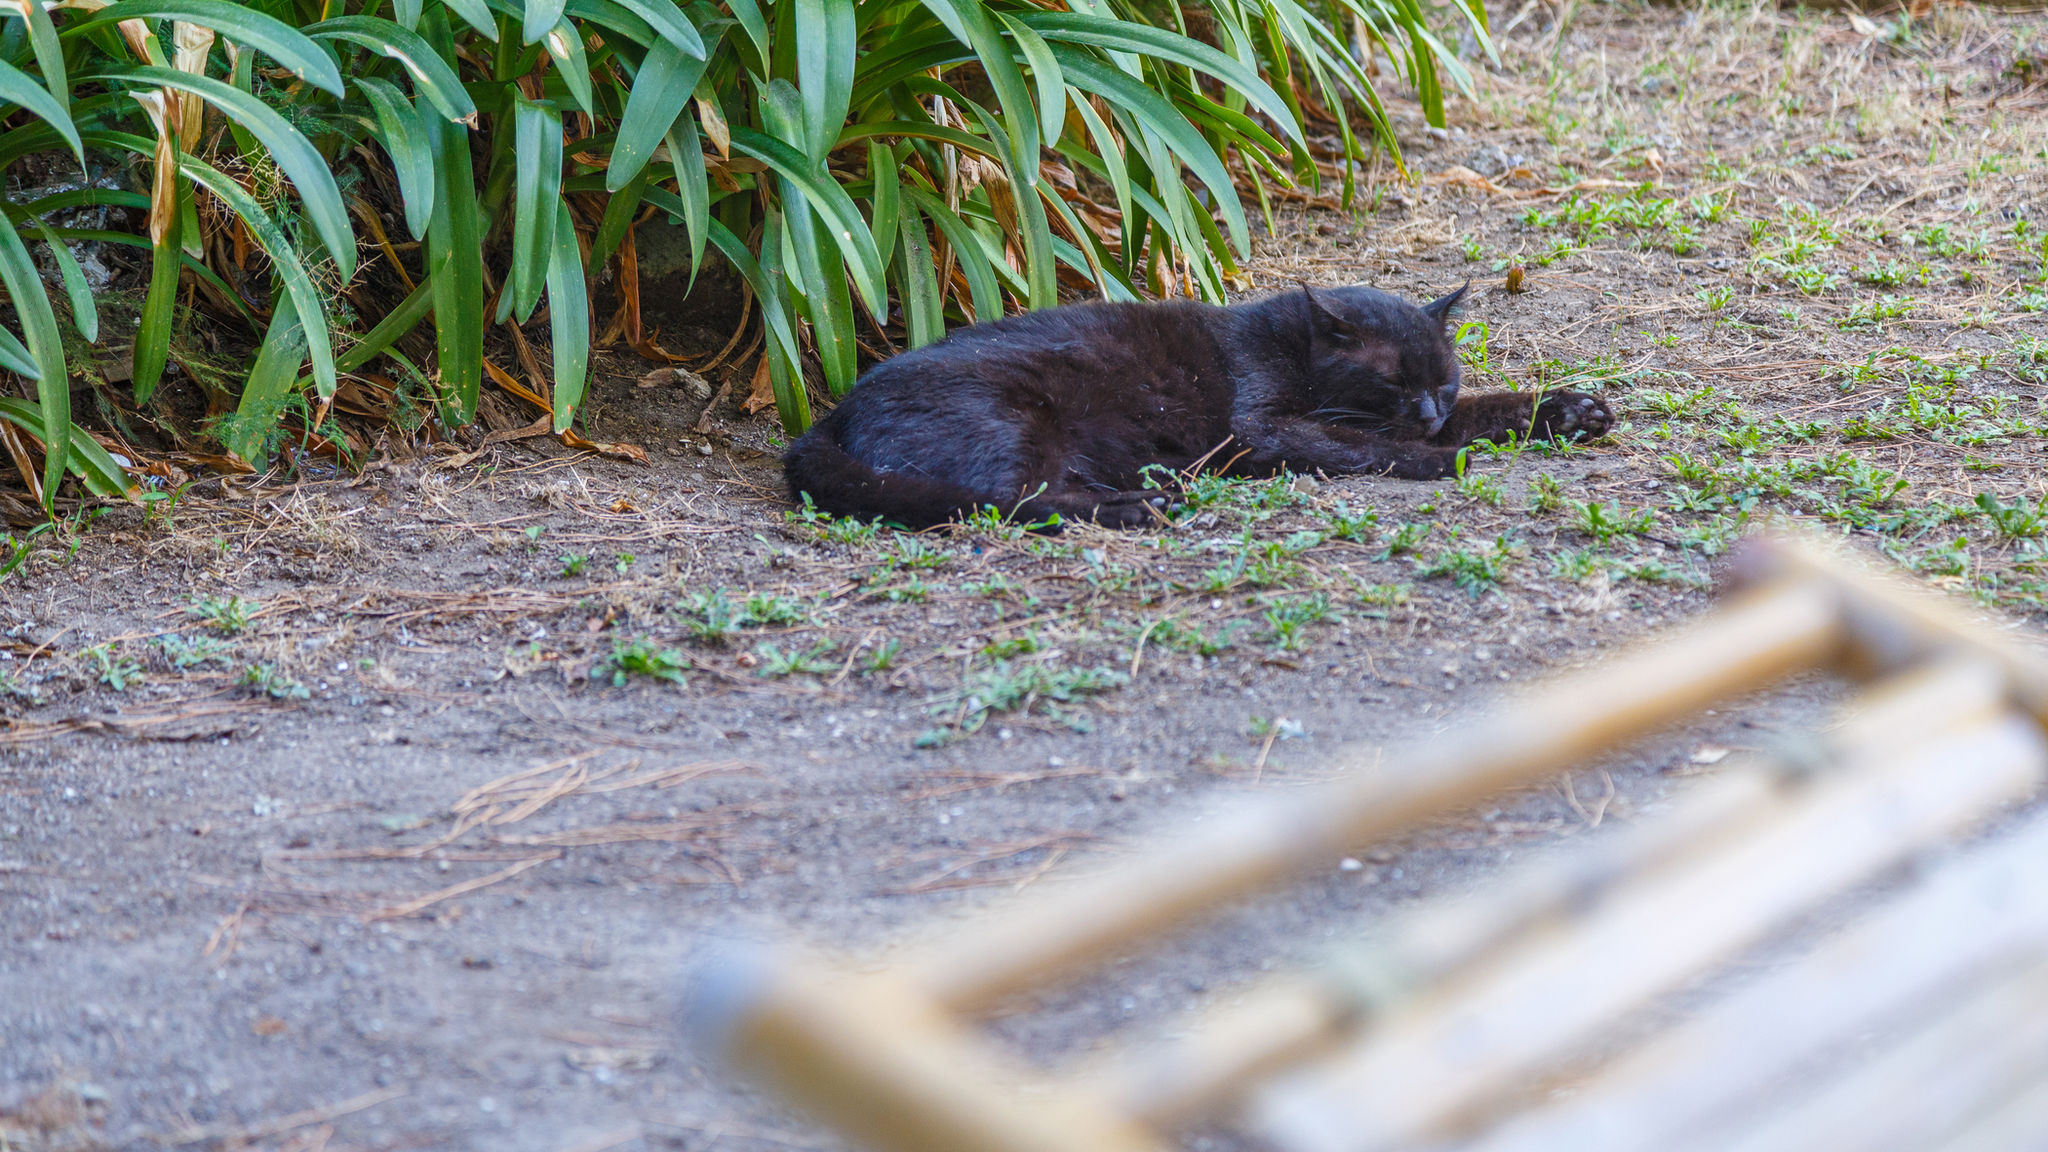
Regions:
[[911, 574, 1846, 1015]]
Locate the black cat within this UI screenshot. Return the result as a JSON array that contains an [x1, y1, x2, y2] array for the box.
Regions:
[[783, 283, 1612, 528]]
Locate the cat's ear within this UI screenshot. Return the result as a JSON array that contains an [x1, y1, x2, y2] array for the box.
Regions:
[[1422, 281, 1471, 326], [1300, 281, 1359, 341]]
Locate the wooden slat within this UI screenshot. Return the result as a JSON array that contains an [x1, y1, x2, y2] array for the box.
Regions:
[[1458, 804, 2048, 1152], [709, 952, 1168, 1152], [1734, 538, 2048, 718], [1718, 958, 2048, 1152], [1933, 1074, 2048, 1152], [1253, 665, 2041, 1152], [1094, 762, 1786, 1127], [911, 575, 1846, 1015]]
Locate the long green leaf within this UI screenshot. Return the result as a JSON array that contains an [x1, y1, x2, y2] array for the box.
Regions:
[[506, 97, 562, 324], [701, 216, 802, 390], [306, 16, 478, 125], [133, 199, 180, 403], [665, 115, 710, 286], [0, 326, 35, 378], [1056, 50, 1249, 258], [0, 57, 82, 167], [522, 0, 568, 44], [899, 183, 1000, 324], [588, 165, 646, 282], [177, 155, 337, 399], [224, 291, 305, 466], [608, 32, 713, 191], [33, 223, 97, 343], [724, 0, 768, 70], [421, 14, 483, 425], [1020, 11, 1305, 149], [728, 125, 885, 319], [751, 209, 811, 433], [99, 66, 357, 281], [916, 0, 1051, 309], [0, 399, 133, 500], [997, 12, 1065, 149], [545, 198, 588, 432], [438, 0, 499, 39], [357, 76, 437, 239], [794, 0, 854, 168], [606, 0, 706, 58], [0, 217, 70, 505], [64, 0, 344, 97], [869, 141, 900, 276], [1065, 90, 1133, 262], [896, 203, 942, 348], [541, 17, 595, 117], [12, 0, 68, 127]]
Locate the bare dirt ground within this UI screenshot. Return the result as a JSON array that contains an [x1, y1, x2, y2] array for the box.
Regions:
[[5, 2, 2048, 1149]]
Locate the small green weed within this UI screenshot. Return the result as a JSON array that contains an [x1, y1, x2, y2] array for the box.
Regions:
[[1261, 593, 1336, 651], [84, 643, 143, 691], [603, 637, 690, 686], [1376, 522, 1432, 560], [156, 633, 236, 669], [1416, 539, 1515, 597], [918, 660, 1128, 746], [1572, 500, 1657, 543], [188, 594, 257, 635], [753, 639, 840, 678], [239, 663, 311, 700]]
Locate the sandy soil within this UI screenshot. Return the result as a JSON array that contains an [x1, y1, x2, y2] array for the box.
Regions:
[[5, 2, 2047, 1149]]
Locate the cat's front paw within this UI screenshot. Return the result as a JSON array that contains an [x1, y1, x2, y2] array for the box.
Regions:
[[1534, 391, 1614, 442]]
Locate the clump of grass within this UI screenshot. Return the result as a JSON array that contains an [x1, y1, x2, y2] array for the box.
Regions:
[[156, 634, 236, 669], [753, 640, 839, 678], [1572, 500, 1657, 543], [240, 664, 311, 700], [1376, 522, 1432, 561], [84, 643, 143, 692], [681, 588, 816, 643], [1355, 582, 1413, 608], [1325, 501, 1380, 542], [1976, 493, 2047, 539], [1147, 616, 1245, 657], [918, 660, 1128, 746], [1416, 539, 1516, 597], [602, 637, 690, 686], [1262, 593, 1337, 651], [188, 595, 257, 636]]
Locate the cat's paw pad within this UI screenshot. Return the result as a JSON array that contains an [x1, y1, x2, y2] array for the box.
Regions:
[[1537, 392, 1614, 441]]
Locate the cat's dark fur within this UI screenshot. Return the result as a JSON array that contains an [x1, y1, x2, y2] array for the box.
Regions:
[[784, 283, 1612, 528]]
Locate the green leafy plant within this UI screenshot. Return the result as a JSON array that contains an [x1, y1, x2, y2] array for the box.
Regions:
[[753, 638, 838, 677], [84, 642, 143, 691], [156, 632, 235, 668], [239, 662, 311, 700], [604, 635, 691, 686], [0, 0, 1494, 513], [918, 657, 1126, 745], [188, 593, 255, 635]]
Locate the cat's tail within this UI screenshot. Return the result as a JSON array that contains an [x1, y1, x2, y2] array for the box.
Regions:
[[783, 425, 994, 530]]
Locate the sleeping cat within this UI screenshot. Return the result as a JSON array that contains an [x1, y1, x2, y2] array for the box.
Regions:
[[783, 283, 1613, 528]]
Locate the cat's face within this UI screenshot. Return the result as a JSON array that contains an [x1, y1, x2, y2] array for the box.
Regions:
[[1301, 284, 1467, 437]]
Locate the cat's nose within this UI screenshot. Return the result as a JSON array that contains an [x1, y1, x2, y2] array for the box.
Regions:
[[1417, 396, 1446, 435]]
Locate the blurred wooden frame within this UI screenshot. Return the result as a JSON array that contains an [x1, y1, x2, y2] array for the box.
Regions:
[[688, 536, 2048, 1152]]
